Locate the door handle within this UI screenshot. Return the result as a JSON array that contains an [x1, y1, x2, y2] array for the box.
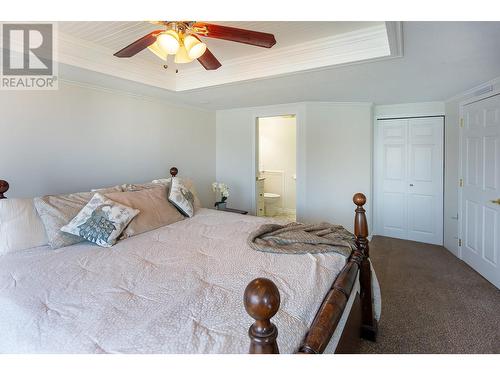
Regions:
[[491, 198, 500, 205], [409, 184, 414, 187]]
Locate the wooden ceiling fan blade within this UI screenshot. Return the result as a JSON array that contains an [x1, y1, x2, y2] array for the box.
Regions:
[[194, 23, 276, 48], [114, 30, 162, 57], [197, 48, 222, 70]]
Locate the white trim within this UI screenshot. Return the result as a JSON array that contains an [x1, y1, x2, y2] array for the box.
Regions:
[[385, 21, 404, 58], [446, 76, 500, 103]]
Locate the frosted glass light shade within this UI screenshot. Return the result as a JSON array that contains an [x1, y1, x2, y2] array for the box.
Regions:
[[184, 34, 207, 59], [157, 30, 180, 55], [147, 41, 168, 61], [174, 45, 194, 64]]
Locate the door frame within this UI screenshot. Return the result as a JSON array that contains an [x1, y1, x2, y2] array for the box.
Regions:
[[373, 115, 445, 244], [458, 89, 500, 260], [251, 104, 306, 220]]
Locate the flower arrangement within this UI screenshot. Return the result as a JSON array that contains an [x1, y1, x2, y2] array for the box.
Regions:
[[212, 182, 229, 208]]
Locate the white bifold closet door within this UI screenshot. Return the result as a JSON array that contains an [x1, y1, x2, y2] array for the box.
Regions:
[[375, 117, 444, 245], [461, 94, 500, 289]]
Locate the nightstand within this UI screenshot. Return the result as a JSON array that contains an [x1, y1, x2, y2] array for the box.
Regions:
[[216, 207, 248, 215]]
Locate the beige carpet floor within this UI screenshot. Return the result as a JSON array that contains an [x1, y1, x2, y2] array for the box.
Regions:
[[359, 236, 500, 354]]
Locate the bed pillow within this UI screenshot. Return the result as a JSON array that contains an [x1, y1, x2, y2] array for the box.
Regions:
[[0, 198, 48, 255], [91, 185, 123, 193], [61, 193, 139, 248], [168, 177, 195, 217], [152, 177, 202, 208], [105, 186, 184, 238], [121, 182, 161, 192], [34, 191, 94, 249]]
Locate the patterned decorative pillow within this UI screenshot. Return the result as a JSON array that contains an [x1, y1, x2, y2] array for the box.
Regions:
[[152, 177, 202, 209], [61, 193, 139, 248], [168, 177, 195, 217]]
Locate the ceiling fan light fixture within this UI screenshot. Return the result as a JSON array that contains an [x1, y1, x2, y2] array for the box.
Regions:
[[174, 44, 194, 64], [156, 30, 180, 55], [184, 34, 207, 59], [147, 41, 168, 61]]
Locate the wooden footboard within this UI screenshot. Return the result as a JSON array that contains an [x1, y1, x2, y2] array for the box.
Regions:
[[244, 193, 377, 354]]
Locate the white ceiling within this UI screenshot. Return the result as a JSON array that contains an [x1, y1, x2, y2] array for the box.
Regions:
[[58, 21, 500, 110], [57, 21, 394, 91], [59, 21, 383, 65]]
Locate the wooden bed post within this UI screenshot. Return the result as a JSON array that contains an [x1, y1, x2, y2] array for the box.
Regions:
[[169, 167, 178, 177], [353, 193, 378, 341], [244, 278, 280, 354], [0, 180, 9, 199]]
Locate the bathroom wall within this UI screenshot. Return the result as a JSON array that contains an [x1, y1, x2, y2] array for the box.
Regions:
[[258, 116, 297, 212]]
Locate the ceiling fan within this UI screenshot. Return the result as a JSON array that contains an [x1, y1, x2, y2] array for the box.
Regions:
[[113, 21, 277, 70]]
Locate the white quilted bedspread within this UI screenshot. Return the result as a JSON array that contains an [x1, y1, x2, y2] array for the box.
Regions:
[[0, 209, 352, 354]]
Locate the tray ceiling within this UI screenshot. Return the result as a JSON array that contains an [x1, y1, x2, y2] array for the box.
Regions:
[[56, 21, 402, 91]]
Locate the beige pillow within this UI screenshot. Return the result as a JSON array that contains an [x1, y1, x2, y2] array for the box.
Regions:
[[34, 192, 93, 249], [0, 198, 48, 255], [105, 186, 184, 238], [91, 185, 123, 193], [121, 182, 160, 192]]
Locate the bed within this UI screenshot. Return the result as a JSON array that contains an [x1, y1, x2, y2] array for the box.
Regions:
[[0, 169, 379, 354]]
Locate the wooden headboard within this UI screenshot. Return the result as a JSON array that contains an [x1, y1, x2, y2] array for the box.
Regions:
[[0, 180, 9, 199], [0, 167, 180, 200]]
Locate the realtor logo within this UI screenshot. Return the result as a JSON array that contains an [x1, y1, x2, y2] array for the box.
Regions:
[[1, 23, 58, 90]]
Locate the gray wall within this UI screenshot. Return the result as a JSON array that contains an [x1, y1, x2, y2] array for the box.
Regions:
[[0, 81, 216, 206]]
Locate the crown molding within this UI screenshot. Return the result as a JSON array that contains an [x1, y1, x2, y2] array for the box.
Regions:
[[445, 75, 500, 103], [176, 24, 395, 91], [53, 22, 404, 92]]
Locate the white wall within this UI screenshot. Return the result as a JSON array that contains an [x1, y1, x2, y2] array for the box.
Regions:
[[0, 80, 216, 206], [258, 116, 296, 211], [216, 102, 373, 232]]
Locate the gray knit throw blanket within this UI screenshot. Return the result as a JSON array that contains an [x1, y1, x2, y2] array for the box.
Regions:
[[247, 222, 356, 256]]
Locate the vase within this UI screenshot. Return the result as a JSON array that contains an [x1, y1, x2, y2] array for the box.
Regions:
[[216, 202, 227, 210]]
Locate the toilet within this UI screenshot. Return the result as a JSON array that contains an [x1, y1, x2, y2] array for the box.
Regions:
[[264, 193, 281, 216]]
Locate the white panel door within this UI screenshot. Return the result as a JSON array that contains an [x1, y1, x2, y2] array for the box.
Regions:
[[376, 117, 444, 245], [407, 118, 444, 244], [461, 94, 500, 288]]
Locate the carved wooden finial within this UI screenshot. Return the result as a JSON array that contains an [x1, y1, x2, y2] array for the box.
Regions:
[[353, 192, 366, 207], [169, 167, 178, 177], [353, 193, 368, 239], [0, 180, 9, 199], [244, 278, 280, 354]]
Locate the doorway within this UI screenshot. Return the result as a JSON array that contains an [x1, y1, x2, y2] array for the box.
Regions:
[[460, 93, 500, 289], [256, 115, 297, 221], [374, 116, 444, 245]]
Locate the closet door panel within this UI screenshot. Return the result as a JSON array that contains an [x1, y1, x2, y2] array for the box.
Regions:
[[377, 119, 408, 240]]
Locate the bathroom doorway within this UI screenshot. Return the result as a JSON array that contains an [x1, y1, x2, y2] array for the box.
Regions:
[[256, 115, 297, 221]]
